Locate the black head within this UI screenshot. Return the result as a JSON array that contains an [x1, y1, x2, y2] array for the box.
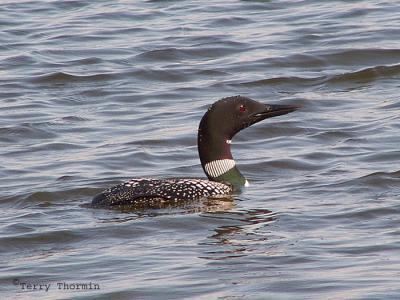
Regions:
[[199, 95, 298, 140], [197, 95, 299, 186]]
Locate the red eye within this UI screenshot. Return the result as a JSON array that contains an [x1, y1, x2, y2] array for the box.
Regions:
[[239, 104, 247, 112]]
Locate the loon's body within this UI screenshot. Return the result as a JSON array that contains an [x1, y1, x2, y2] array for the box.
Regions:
[[92, 96, 297, 207]]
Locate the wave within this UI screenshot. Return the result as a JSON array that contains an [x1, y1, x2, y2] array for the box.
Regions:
[[239, 63, 400, 87], [30, 72, 115, 84]]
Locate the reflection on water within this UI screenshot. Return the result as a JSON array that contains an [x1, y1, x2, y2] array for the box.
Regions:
[[200, 209, 278, 260], [84, 195, 235, 216]]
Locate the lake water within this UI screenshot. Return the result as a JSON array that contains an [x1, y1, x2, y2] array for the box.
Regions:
[[1, 1, 400, 299]]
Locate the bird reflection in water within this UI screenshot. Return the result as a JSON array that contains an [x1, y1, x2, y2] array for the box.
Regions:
[[84, 195, 236, 216], [200, 209, 278, 260]]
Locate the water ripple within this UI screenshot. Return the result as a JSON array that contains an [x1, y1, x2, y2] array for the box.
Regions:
[[1, 0, 400, 299]]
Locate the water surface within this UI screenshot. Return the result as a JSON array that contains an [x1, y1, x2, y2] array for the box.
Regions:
[[1, 1, 400, 299]]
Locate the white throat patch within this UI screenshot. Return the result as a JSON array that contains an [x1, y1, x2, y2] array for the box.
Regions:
[[204, 159, 235, 178]]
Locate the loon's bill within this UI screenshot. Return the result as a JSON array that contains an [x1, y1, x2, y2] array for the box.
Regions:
[[92, 96, 298, 207]]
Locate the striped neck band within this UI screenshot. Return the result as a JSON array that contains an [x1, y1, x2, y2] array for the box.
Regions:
[[204, 159, 236, 178]]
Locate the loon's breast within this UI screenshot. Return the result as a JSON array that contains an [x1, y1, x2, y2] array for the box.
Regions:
[[92, 178, 232, 207]]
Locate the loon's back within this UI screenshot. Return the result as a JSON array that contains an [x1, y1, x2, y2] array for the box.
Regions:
[[92, 178, 232, 207]]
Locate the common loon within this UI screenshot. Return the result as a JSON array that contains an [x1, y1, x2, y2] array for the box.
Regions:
[[92, 96, 298, 207]]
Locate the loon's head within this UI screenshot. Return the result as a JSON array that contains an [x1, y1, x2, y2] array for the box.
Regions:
[[198, 95, 298, 188]]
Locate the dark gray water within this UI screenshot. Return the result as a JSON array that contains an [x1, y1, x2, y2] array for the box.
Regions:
[[1, 1, 400, 299]]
